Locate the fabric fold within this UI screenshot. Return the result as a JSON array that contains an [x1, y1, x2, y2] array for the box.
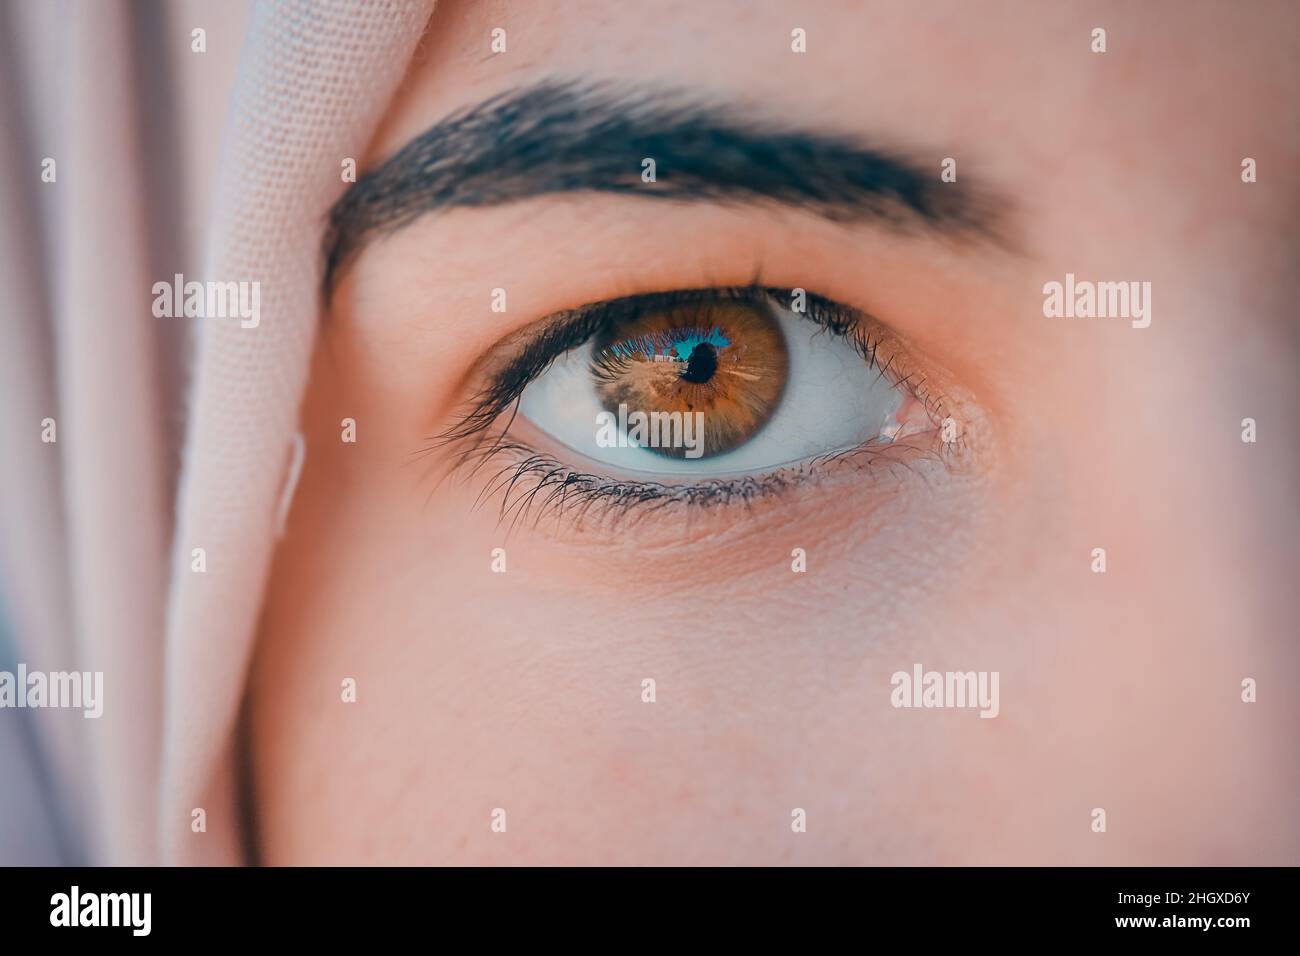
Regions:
[[159, 0, 434, 865]]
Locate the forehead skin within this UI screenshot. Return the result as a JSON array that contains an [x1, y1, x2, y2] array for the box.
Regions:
[[245, 0, 1300, 864]]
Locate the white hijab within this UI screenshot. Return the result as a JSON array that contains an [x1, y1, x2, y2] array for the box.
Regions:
[[0, 0, 434, 866]]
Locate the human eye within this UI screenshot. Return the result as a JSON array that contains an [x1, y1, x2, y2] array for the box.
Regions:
[[429, 284, 962, 531]]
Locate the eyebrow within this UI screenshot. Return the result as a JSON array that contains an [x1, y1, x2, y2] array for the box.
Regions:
[[323, 80, 1000, 297]]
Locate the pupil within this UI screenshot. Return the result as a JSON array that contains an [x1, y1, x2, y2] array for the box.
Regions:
[[680, 342, 718, 384]]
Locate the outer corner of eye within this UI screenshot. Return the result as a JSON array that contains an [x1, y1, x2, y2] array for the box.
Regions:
[[514, 286, 940, 480]]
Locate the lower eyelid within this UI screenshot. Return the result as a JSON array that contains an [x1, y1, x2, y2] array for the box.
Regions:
[[437, 410, 954, 539]]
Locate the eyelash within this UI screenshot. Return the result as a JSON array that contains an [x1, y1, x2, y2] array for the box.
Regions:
[[422, 285, 950, 531]]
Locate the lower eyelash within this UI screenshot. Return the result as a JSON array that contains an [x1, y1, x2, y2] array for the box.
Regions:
[[445, 426, 946, 534]]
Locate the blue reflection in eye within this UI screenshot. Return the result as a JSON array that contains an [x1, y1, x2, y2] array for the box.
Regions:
[[602, 325, 733, 363], [671, 326, 731, 360]]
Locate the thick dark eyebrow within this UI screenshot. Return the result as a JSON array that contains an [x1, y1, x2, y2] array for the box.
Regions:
[[323, 80, 1000, 297]]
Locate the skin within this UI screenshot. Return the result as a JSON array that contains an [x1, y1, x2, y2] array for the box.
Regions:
[[246, 0, 1300, 864]]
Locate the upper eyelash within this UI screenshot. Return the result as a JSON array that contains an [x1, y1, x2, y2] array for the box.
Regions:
[[431, 284, 942, 449]]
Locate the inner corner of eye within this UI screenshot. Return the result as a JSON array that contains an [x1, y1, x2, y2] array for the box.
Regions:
[[515, 290, 922, 475]]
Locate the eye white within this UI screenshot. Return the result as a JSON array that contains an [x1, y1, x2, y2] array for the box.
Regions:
[[516, 296, 904, 476]]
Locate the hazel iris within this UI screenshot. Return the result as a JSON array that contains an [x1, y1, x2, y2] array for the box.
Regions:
[[589, 298, 790, 459]]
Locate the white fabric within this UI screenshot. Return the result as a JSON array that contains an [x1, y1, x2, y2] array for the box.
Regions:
[[162, 0, 434, 865], [0, 0, 434, 866]]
